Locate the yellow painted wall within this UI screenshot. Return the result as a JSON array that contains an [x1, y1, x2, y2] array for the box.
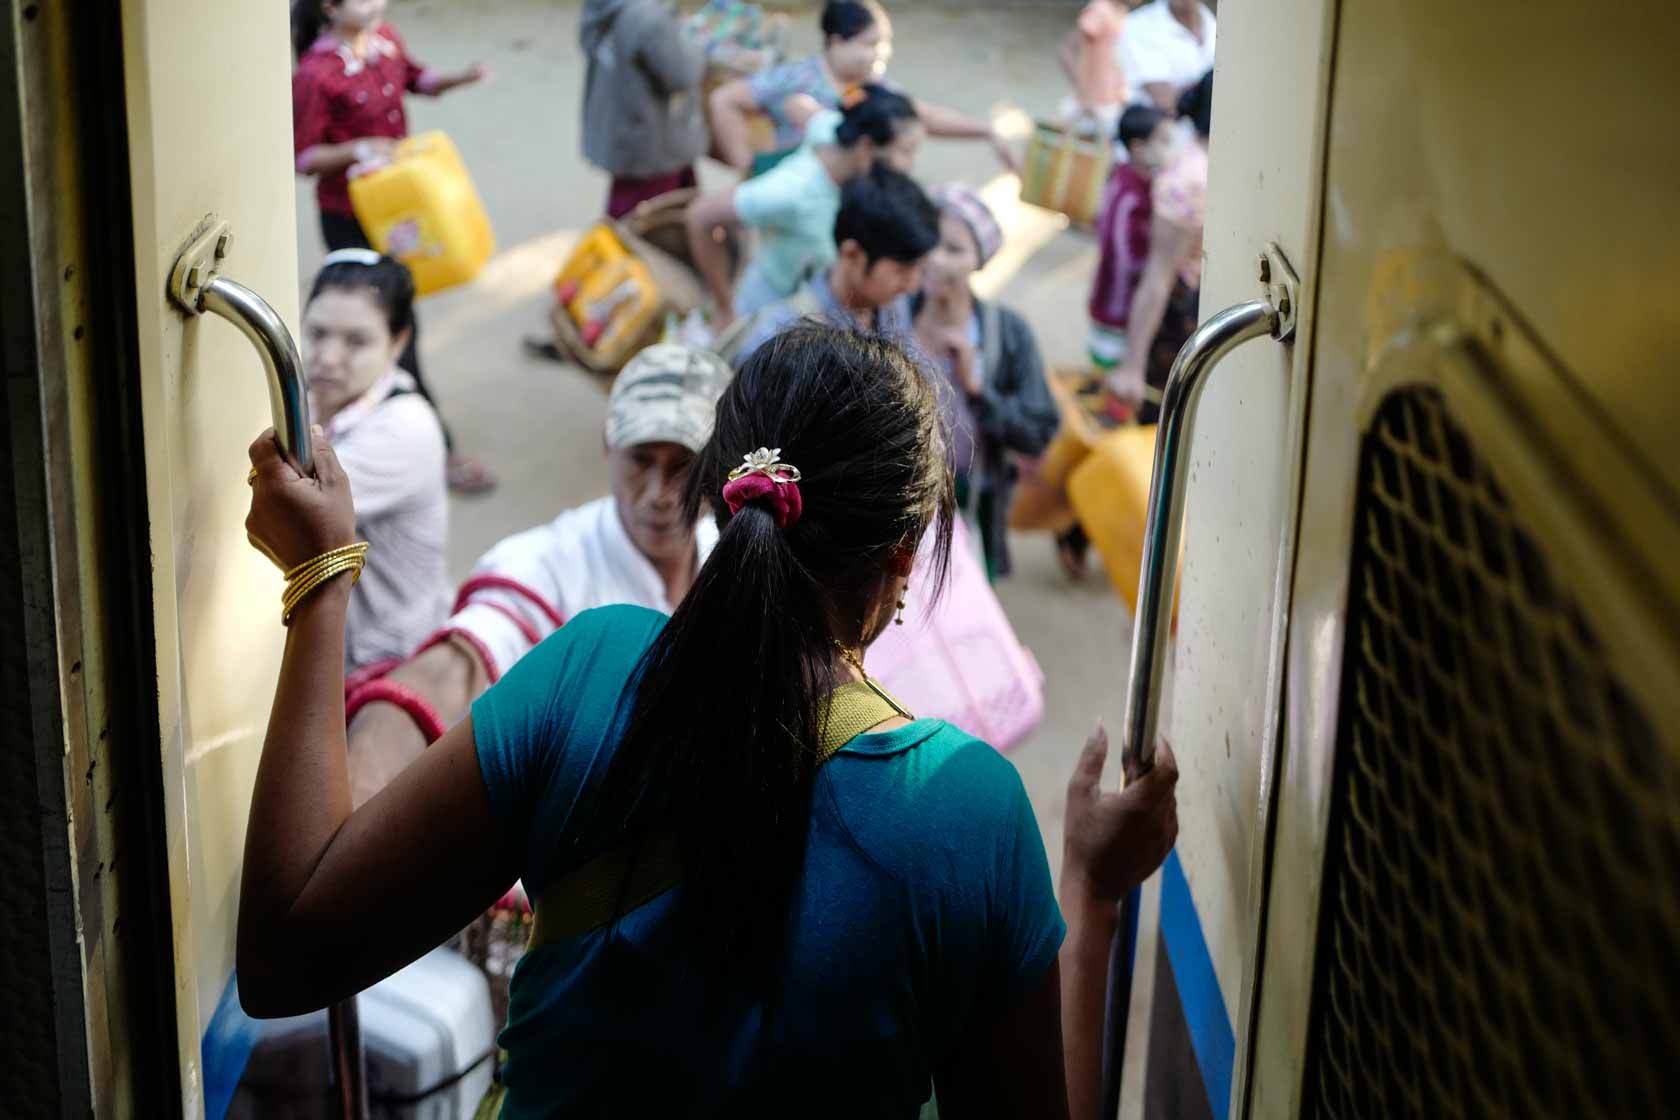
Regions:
[[118, 0, 299, 1107]]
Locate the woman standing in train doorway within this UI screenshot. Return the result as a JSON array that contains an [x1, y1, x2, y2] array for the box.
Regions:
[[290, 0, 498, 494]]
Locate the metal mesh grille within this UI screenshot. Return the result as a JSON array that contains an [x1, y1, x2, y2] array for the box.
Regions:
[[1302, 387, 1680, 1118]]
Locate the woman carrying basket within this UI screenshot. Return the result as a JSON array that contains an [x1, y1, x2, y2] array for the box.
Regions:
[[236, 325, 1177, 1118]]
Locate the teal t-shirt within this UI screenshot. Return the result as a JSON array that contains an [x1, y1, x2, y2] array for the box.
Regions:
[[731, 144, 842, 303], [471, 605, 1065, 1117]]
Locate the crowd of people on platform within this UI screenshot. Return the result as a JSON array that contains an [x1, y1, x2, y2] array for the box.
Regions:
[[255, 0, 1216, 1113]]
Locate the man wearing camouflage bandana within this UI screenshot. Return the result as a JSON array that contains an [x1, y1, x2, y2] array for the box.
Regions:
[[344, 344, 731, 806]]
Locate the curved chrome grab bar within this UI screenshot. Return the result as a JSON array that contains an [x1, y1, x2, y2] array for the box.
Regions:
[[167, 222, 314, 474], [1118, 296, 1290, 780], [1103, 252, 1299, 1118], [197, 277, 314, 475]]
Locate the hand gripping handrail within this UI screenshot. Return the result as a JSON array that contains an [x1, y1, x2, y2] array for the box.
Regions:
[[167, 222, 314, 473], [1118, 296, 1292, 780]]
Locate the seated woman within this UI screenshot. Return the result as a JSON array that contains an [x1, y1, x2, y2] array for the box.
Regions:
[[709, 0, 1016, 178], [238, 324, 1179, 1117], [298, 249, 448, 672], [687, 83, 924, 330], [912, 185, 1060, 580]]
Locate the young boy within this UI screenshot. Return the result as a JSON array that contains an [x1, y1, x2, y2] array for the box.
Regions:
[[1087, 104, 1174, 374], [727, 162, 941, 365]]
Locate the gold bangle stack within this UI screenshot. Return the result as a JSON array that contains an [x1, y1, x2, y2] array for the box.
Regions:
[[281, 542, 370, 624]]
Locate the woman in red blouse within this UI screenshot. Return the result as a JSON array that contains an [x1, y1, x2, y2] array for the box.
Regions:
[[290, 0, 496, 493]]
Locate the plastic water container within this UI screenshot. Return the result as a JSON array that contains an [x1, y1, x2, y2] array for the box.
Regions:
[[549, 222, 702, 373], [228, 947, 497, 1118], [865, 517, 1045, 752], [1068, 424, 1179, 621], [554, 225, 662, 357], [350, 131, 495, 297]]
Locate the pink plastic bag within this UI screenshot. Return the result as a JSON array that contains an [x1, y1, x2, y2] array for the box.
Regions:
[[865, 517, 1045, 751]]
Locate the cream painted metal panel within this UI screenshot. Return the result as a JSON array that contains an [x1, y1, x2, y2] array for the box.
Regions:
[[1132, 0, 1336, 1114], [118, 1, 299, 1109], [1247, 1, 1680, 1115], [1171, 0, 1334, 1001]]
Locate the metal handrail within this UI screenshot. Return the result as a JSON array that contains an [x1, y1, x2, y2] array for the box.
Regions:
[[1103, 277, 1297, 1118], [1118, 298, 1285, 781], [197, 276, 314, 474]]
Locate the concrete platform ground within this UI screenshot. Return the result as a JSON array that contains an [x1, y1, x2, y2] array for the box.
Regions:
[[296, 0, 1135, 878]]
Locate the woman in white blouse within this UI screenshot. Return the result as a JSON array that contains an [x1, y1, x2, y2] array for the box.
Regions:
[[300, 249, 449, 672]]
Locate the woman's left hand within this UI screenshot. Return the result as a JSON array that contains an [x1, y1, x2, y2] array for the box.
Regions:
[[1062, 726, 1179, 905], [246, 426, 356, 572]]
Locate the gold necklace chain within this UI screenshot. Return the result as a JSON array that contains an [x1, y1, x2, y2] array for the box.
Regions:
[[832, 640, 913, 719], [834, 640, 868, 677]]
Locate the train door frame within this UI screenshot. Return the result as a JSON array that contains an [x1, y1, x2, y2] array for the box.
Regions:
[[1242, 2, 1680, 1113], [1, 0, 181, 1111]]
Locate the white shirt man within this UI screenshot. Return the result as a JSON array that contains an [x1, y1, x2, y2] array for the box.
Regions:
[[344, 344, 732, 805], [1120, 0, 1216, 111], [326, 367, 450, 672]]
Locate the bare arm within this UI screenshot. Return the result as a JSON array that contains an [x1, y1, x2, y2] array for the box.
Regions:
[[685, 188, 743, 326], [917, 101, 1019, 173], [297, 137, 397, 177], [917, 99, 990, 140], [780, 92, 824, 135], [708, 78, 762, 171], [1058, 29, 1082, 89], [1058, 891, 1118, 1118], [346, 635, 491, 807], [237, 430, 517, 1017], [416, 64, 488, 96], [1110, 214, 1196, 400], [1059, 729, 1179, 1117]]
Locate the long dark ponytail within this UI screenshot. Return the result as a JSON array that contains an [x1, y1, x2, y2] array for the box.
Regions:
[[592, 325, 953, 994]]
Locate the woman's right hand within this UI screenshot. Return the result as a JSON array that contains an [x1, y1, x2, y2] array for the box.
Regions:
[[1061, 725, 1179, 905], [246, 426, 356, 573]]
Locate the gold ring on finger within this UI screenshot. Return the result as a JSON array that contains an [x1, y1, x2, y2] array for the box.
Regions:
[[247, 467, 259, 486]]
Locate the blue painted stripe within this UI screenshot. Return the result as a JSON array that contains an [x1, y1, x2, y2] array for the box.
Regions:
[[1159, 851, 1235, 1117], [201, 972, 261, 1120]]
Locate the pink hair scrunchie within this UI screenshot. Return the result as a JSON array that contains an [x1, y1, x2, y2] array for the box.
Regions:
[[722, 473, 803, 529]]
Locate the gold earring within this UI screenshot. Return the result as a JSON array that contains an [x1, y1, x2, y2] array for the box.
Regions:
[[895, 594, 906, 625]]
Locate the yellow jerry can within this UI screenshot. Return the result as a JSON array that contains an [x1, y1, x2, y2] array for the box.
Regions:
[[1010, 370, 1116, 534], [349, 131, 495, 297], [548, 222, 704, 374], [1067, 424, 1178, 621]]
